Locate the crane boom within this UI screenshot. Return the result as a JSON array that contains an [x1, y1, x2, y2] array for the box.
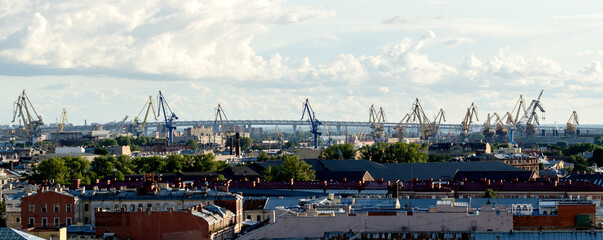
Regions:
[[300, 98, 322, 149], [12, 90, 44, 143], [132, 96, 157, 136], [157, 91, 179, 143]]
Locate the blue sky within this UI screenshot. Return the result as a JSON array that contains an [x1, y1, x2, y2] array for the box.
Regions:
[[1, 0, 603, 126]]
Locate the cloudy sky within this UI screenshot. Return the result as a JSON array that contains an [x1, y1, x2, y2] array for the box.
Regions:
[[1, 0, 603, 126]]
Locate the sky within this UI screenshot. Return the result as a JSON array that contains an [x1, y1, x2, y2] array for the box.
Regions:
[[1, 0, 603, 126]]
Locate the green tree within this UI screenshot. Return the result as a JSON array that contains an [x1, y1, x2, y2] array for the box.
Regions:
[[428, 154, 450, 162], [115, 136, 132, 146], [360, 142, 427, 163], [595, 136, 603, 146], [94, 147, 110, 155], [98, 138, 118, 147], [592, 147, 603, 167], [91, 155, 116, 179], [165, 155, 186, 173], [261, 166, 282, 181], [320, 143, 357, 160], [566, 154, 589, 173], [29, 158, 69, 184], [240, 137, 252, 150], [279, 155, 315, 181], [483, 188, 499, 198], [187, 139, 198, 151]]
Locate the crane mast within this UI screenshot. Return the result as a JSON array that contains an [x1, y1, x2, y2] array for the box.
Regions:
[[132, 96, 157, 136], [214, 104, 233, 147], [460, 102, 479, 139], [369, 105, 387, 143], [12, 90, 44, 143], [58, 108, 68, 132], [157, 91, 179, 143], [300, 98, 322, 149]]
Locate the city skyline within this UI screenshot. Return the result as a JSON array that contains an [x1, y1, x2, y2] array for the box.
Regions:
[[2, 1, 603, 125]]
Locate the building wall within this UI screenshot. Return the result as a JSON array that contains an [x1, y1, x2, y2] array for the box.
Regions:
[[21, 191, 77, 230], [239, 209, 512, 239], [95, 209, 213, 240], [514, 204, 596, 230]]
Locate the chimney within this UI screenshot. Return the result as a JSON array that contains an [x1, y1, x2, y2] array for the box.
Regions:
[[74, 179, 81, 189], [229, 137, 234, 155], [235, 132, 241, 156]]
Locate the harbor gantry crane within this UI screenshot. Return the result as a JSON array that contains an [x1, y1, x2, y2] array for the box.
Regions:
[[565, 111, 579, 136], [58, 108, 68, 132], [12, 90, 44, 143], [132, 96, 157, 136], [214, 104, 233, 147], [157, 91, 179, 143], [300, 98, 322, 149], [519, 90, 545, 136], [460, 102, 479, 140], [369, 105, 387, 143]]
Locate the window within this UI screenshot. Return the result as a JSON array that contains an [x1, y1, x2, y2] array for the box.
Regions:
[[66, 217, 72, 226], [84, 217, 89, 224], [28, 217, 34, 227], [247, 215, 251, 219], [84, 204, 89, 212], [16, 218, 20, 223], [114, 204, 119, 211], [41, 204, 47, 213], [54, 217, 60, 227], [66, 204, 72, 213], [138, 204, 143, 209], [257, 215, 261, 221], [155, 203, 160, 210], [42, 217, 48, 227], [54, 204, 60, 213], [147, 204, 152, 210], [130, 204, 135, 211], [29, 204, 35, 213]]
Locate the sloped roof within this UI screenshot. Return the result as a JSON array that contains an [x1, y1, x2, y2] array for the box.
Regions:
[[243, 198, 268, 210], [0, 228, 45, 240], [454, 170, 534, 181], [383, 161, 525, 181]]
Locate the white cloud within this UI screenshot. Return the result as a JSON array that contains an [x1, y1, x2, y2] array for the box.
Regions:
[[443, 37, 474, 48], [382, 14, 414, 24], [0, 0, 332, 80]]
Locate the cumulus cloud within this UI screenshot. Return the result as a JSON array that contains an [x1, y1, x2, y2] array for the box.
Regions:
[[0, 0, 332, 80]]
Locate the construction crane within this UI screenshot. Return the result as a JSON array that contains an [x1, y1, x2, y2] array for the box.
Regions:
[[433, 108, 446, 141], [460, 102, 479, 139], [300, 98, 322, 149], [58, 108, 68, 132], [565, 111, 579, 136], [132, 96, 157, 136], [369, 105, 387, 143], [323, 122, 333, 146], [519, 90, 545, 136], [214, 104, 233, 147], [109, 116, 129, 137], [12, 90, 44, 143], [157, 91, 179, 143]]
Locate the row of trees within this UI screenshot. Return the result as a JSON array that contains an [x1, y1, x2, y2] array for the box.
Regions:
[[261, 155, 315, 181], [27, 153, 230, 185], [319, 142, 436, 163]]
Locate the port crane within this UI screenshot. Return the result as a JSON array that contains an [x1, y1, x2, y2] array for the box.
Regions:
[[58, 108, 68, 132], [214, 104, 233, 147], [109, 116, 129, 137], [482, 113, 496, 142], [157, 91, 178, 143], [408, 98, 435, 140], [394, 114, 411, 142], [565, 111, 579, 136], [132, 96, 157, 136], [460, 102, 479, 139], [433, 108, 446, 141], [369, 105, 387, 143], [300, 98, 322, 149], [519, 90, 545, 136], [12, 90, 44, 143]]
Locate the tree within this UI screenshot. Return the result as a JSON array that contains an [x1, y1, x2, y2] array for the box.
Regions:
[[279, 155, 315, 181], [360, 142, 428, 163], [115, 136, 132, 146], [187, 139, 198, 151], [428, 154, 450, 162], [91, 156, 116, 179], [98, 138, 118, 147], [566, 154, 589, 173], [239, 137, 252, 150], [261, 166, 281, 181], [30, 158, 69, 184], [320, 143, 357, 160], [94, 147, 110, 155], [592, 147, 603, 167], [595, 136, 603, 146], [483, 188, 499, 198]]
